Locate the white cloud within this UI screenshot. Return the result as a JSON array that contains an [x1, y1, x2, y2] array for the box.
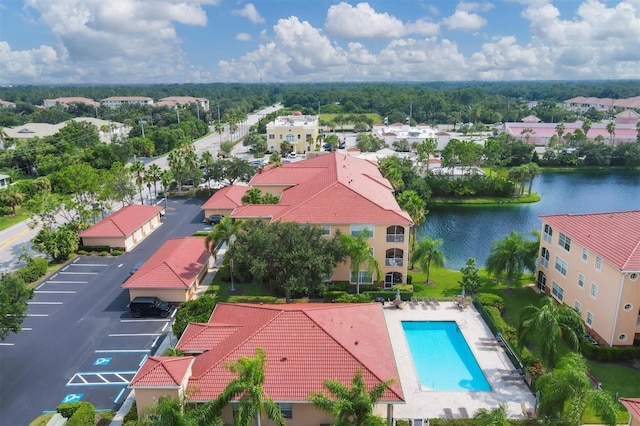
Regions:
[[236, 32, 252, 41], [324, 2, 405, 39], [458, 1, 495, 12], [442, 10, 487, 31], [231, 3, 265, 24], [405, 19, 440, 36]]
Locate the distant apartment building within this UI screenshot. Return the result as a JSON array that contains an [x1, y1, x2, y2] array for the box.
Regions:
[[266, 112, 319, 153], [101, 96, 154, 108], [371, 122, 445, 149], [0, 100, 16, 108], [504, 120, 637, 146], [155, 96, 210, 111], [563, 96, 640, 112], [43, 97, 100, 109], [535, 210, 640, 347]]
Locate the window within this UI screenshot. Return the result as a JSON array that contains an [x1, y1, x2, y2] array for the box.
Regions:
[[350, 225, 373, 238], [630, 273, 638, 281], [540, 247, 549, 268], [590, 283, 598, 299], [578, 274, 585, 288], [543, 224, 553, 243], [268, 134, 275, 140], [595, 256, 602, 271], [319, 224, 330, 236], [351, 270, 373, 284], [582, 248, 589, 261], [554, 256, 568, 276], [574, 300, 581, 312], [558, 233, 571, 251], [551, 281, 564, 301], [278, 403, 293, 419], [623, 303, 632, 312], [586, 311, 593, 326], [619, 334, 628, 342], [286, 134, 295, 143]]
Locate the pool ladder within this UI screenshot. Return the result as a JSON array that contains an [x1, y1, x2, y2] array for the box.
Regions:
[[457, 319, 468, 329]]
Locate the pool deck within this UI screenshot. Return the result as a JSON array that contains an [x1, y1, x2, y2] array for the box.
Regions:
[[382, 300, 536, 421]]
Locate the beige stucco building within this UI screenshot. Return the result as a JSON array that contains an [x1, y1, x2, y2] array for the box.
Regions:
[[78, 205, 163, 252], [536, 211, 640, 347], [265, 112, 319, 153]]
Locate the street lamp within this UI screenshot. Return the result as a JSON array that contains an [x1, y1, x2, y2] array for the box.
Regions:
[[139, 119, 146, 138]]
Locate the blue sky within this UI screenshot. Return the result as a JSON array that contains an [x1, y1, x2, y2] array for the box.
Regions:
[[0, 0, 638, 84]]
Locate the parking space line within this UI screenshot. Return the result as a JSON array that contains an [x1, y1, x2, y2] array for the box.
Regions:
[[46, 281, 88, 284], [151, 336, 160, 347], [0, 343, 15, 346], [59, 272, 99, 275], [96, 374, 108, 383], [108, 333, 162, 337], [138, 355, 148, 367], [27, 301, 63, 305], [34, 290, 76, 294], [120, 319, 170, 323], [62, 266, 69, 272], [162, 323, 169, 331], [26, 314, 48, 317], [70, 264, 110, 267], [95, 349, 149, 353], [114, 388, 126, 404], [67, 371, 137, 386]]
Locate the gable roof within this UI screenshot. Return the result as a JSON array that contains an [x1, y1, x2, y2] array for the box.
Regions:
[[206, 153, 411, 225], [122, 237, 210, 289], [170, 303, 404, 403], [540, 210, 640, 272], [201, 185, 248, 210], [130, 356, 194, 388], [79, 205, 163, 238]]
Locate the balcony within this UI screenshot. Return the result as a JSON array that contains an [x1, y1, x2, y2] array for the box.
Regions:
[[386, 234, 405, 243], [385, 258, 403, 267]]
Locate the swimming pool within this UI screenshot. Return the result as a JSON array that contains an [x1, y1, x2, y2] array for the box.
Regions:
[[402, 321, 491, 391]]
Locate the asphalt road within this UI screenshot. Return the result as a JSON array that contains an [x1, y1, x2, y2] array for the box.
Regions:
[[0, 198, 206, 425], [0, 104, 282, 274]]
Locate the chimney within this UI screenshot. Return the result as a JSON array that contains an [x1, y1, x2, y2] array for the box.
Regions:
[[258, 167, 263, 174]]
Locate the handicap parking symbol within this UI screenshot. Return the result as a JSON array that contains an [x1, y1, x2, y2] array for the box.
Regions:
[[61, 393, 83, 403], [93, 357, 112, 366]]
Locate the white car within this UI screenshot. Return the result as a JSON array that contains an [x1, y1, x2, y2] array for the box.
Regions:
[[288, 152, 297, 158]]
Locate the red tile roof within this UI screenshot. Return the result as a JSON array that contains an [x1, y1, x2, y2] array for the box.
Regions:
[[540, 210, 640, 271], [169, 303, 404, 403], [130, 356, 194, 387], [201, 185, 248, 210], [79, 205, 163, 238], [122, 237, 210, 289], [620, 398, 640, 420], [219, 153, 411, 225]]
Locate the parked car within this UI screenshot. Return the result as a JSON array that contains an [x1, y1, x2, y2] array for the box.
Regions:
[[288, 152, 297, 158], [208, 214, 223, 225], [128, 297, 173, 318], [130, 261, 143, 275]]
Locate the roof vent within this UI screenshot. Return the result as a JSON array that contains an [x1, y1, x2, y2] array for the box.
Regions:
[[354, 341, 359, 345], [280, 357, 287, 362]]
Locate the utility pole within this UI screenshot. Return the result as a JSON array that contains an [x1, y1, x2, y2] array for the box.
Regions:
[[139, 119, 146, 137], [196, 102, 200, 120], [217, 101, 221, 123], [176, 107, 180, 123]]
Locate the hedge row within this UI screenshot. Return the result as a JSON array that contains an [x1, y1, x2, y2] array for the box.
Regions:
[[15, 257, 48, 284], [57, 402, 95, 426], [581, 340, 640, 361]]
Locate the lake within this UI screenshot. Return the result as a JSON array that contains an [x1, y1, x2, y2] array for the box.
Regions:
[[417, 170, 640, 270]]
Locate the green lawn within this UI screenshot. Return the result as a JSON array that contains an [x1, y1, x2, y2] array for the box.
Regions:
[[0, 207, 31, 231]]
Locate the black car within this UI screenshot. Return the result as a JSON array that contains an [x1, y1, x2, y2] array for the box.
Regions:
[[208, 214, 223, 225], [128, 297, 174, 318]]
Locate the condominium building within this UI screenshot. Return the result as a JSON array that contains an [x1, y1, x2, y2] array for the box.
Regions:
[[100, 96, 154, 108], [265, 112, 319, 153], [155, 96, 210, 111], [43, 97, 100, 108], [536, 210, 640, 346]]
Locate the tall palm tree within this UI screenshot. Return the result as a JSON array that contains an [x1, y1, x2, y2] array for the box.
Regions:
[[606, 121, 616, 144], [309, 369, 392, 426], [130, 160, 146, 204], [472, 402, 510, 426], [396, 189, 426, 255], [517, 296, 584, 369], [581, 118, 592, 138], [340, 228, 381, 295], [535, 353, 618, 426], [555, 122, 565, 143], [160, 169, 173, 207], [411, 237, 445, 284], [146, 163, 162, 200], [526, 162, 540, 196], [136, 395, 200, 426], [168, 150, 185, 195], [204, 216, 241, 254], [195, 348, 285, 426], [214, 121, 224, 144], [485, 231, 528, 289]]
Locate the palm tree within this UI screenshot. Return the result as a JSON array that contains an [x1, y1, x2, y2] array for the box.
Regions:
[[485, 231, 528, 289], [396, 189, 427, 255], [606, 121, 616, 144], [137, 395, 199, 426], [526, 162, 540, 196], [146, 163, 162, 200], [581, 118, 592, 138], [517, 296, 584, 369], [130, 160, 146, 204], [411, 237, 445, 284], [168, 150, 185, 195], [340, 228, 381, 295], [555, 122, 565, 143], [472, 402, 510, 426], [204, 216, 241, 254], [309, 369, 392, 426], [0, 186, 24, 215], [507, 166, 527, 196], [195, 348, 285, 426], [214, 121, 224, 144], [535, 353, 618, 426], [160, 169, 173, 207]]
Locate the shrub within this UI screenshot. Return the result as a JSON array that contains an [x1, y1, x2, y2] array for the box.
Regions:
[[0, 206, 11, 216], [581, 342, 640, 361], [327, 281, 350, 292], [57, 401, 95, 425], [323, 290, 348, 302], [77, 250, 88, 255], [111, 249, 124, 256], [334, 293, 373, 303], [391, 284, 414, 292], [475, 293, 505, 313], [364, 291, 413, 301], [15, 257, 49, 283], [406, 275, 413, 284], [98, 251, 109, 256], [484, 306, 504, 333], [123, 401, 138, 422]]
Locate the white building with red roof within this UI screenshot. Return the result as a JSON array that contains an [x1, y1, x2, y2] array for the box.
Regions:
[[101, 96, 154, 108], [535, 210, 640, 346], [504, 121, 637, 146], [43, 96, 100, 108], [155, 96, 210, 111], [122, 237, 212, 302], [78, 205, 163, 252], [130, 302, 405, 422], [201, 152, 413, 286]]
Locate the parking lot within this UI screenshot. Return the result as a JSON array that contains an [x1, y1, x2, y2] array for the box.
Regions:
[[0, 198, 204, 425]]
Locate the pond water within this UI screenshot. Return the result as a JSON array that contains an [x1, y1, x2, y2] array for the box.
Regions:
[[417, 170, 640, 270]]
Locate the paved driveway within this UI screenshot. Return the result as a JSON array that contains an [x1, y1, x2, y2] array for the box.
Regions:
[[0, 198, 205, 425]]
